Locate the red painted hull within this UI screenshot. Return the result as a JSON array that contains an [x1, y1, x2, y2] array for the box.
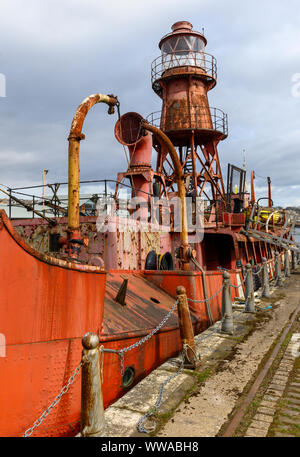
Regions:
[[0, 211, 106, 436], [0, 210, 276, 437]]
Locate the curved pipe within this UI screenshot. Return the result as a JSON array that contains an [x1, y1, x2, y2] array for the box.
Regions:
[[68, 93, 118, 258], [265, 210, 281, 232], [141, 120, 190, 269]]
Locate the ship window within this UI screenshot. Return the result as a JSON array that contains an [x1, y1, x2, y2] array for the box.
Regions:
[[122, 367, 135, 388]]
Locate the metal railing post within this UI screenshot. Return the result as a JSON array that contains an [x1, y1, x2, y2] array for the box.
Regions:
[[261, 257, 270, 298], [221, 271, 234, 334], [8, 188, 12, 218], [176, 286, 199, 369], [284, 249, 291, 277], [245, 263, 255, 313], [80, 332, 106, 437], [275, 252, 283, 287]]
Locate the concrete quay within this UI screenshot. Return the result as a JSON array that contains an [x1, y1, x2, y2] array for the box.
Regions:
[[100, 268, 300, 438]]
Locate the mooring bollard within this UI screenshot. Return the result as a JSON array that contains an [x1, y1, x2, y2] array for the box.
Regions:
[[221, 271, 234, 334], [261, 257, 270, 298], [275, 252, 283, 287], [176, 286, 199, 369], [284, 249, 291, 277], [80, 332, 106, 437], [244, 263, 255, 313]]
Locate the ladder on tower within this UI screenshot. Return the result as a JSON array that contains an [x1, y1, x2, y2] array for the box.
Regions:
[[183, 150, 195, 193]]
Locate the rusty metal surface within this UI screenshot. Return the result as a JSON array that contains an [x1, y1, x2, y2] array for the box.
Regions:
[[143, 269, 240, 334], [69, 94, 118, 140], [114, 112, 144, 146], [176, 285, 198, 368], [142, 121, 190, 269], [0, 210, 106, 437], [68, 94, 118, 260], [101, 271, 180, 336], [11, 216, 173, 270]]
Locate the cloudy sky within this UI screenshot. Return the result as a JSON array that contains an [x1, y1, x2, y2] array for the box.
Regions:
[[0, 0, 299, 207]]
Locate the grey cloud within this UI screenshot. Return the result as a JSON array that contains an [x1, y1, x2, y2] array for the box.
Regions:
[[0, 0, 299, 207]]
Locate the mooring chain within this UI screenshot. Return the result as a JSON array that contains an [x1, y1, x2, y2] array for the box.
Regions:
[[23, 361, 83, 437], [187, 284, 224, 304], [137, 349, 185, 434], [230, 270, 249, 289], [252, 265, 263, 275], [113, 300, 178, 376], [23, 258, 269, 437]]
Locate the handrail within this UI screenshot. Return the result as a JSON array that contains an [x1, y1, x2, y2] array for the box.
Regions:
[[146, 106, 228, 137], [151, 51, 217, 91]]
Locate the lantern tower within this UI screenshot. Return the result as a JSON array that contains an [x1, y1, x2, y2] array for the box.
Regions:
[[148, 21, 228, 205]]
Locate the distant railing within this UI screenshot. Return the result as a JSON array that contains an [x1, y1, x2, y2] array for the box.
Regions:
[[146, 106, 228, 137], [151, 51, 217, 93], [0, 179, 156, 219]]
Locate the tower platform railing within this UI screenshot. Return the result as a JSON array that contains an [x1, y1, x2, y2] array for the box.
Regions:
[[151, 51, 217, 88], [146, 106, 228, 137]]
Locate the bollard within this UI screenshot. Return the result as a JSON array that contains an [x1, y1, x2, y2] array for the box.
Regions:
[[261, 257, 270, 298], [221, 271, 234, 334], [284, 249, 291, 277], [275, 252, 283, 287], [80, 332, 106, 437], [176, 286, 199, 369], [244, 263, 255, 313]]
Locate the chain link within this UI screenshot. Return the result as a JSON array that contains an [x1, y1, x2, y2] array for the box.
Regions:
[[252, 265, 263, 275], [117, 300, 178, 376], [22, 259, 268, 438], [137, 349, 185, 434], [23, 361, 83, 437], [230, 270, 249, 289], [187, 284, 224, 304]]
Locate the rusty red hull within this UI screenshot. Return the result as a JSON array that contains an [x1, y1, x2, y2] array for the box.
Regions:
[[0, 209, 282, 437], [0, 211, 183, 436]]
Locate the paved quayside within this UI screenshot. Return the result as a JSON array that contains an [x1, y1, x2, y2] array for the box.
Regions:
[[101, 268, 300, 438]]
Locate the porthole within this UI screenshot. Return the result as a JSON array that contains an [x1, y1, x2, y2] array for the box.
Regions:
[[122, 366, 135, 388], [150, 297, 160, 304]]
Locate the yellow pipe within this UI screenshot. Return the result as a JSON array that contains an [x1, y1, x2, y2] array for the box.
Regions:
[[67, 94, 118, 239], [141, 121, 190, 269]]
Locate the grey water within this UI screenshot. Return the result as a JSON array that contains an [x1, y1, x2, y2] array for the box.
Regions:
[[293, 226, 300, 243]]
